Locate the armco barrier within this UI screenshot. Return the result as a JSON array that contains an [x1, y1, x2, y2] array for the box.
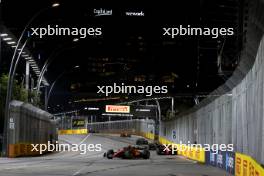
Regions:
[[58, 129, 88, 135]]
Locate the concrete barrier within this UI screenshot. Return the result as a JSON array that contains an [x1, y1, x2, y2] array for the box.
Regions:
[[8, 100, 57, 157]]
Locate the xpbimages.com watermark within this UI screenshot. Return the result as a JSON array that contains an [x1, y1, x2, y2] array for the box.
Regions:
[[163, 25, 234, 39], [30, 25, 102, 39], [97, 83, 168, 96], [162, 141, 233, 154], [31, 141, 102, 154]]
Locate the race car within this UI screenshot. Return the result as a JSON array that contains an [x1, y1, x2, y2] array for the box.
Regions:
[[104, 145, 150, 159], [120, 132, 131, 137], [136, 138, 149, 145], [148, 142, 157, 150], [156, 143, 177, 155], [135, 138, 157, 150]]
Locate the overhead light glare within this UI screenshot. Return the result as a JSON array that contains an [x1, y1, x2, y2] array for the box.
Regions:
[[52, 2, 60, 7], [0, 33, 8, 37], [3, 37, 12, 41], [7, 41, 16, 45]]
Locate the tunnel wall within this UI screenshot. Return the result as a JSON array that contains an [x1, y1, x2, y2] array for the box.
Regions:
[[8, 100, 58, 157]]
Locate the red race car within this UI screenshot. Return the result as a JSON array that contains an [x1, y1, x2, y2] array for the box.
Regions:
[[104, 145, 150, 159], [156, 144, 177, 155]]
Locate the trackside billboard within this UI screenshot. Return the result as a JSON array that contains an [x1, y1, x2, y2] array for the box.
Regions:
[[105, 105, 130, 113]]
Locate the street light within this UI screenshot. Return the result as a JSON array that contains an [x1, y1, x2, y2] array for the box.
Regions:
[[52, 3, 60, 8], [3, 3, 60, 157], [37, 45, 76, 93], [0, 33, 8, 37], [46, 65, 80, 111], [7, 41, 16, 45], [73, 38, 79, 42], [2, 37, 12, 41]]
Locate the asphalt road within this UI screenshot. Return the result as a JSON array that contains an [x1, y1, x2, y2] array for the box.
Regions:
[[0, 134, 230, 176]]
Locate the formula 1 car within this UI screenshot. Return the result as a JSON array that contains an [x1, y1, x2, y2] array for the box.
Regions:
[[120, 132, 131, 137], [148, 142, 157, 150], [156, 144, 177, 155], [135, 138, 157, 150], [136, 138, 149, 145], [104, 145, 150, 159]]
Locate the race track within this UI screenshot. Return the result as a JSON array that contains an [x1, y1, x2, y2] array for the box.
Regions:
[[0, 134, 229, 176]]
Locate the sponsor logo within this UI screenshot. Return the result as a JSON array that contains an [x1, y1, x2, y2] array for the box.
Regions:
[[106, 105, 130, 113], [125, 11, 144, 16], [94, 8, 112, 16]]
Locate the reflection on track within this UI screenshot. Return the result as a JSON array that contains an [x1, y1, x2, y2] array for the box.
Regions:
[[0, 134, 229, 176]]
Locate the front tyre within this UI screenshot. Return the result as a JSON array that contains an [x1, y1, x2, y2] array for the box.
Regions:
[[142, 149, 150, 159]]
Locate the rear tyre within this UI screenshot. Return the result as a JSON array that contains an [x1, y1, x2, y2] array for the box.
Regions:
[[142, 149, 150, 159], [106, 149, 114, 159], [156, 147, 163, 155]]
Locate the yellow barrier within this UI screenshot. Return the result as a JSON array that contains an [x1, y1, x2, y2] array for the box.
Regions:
[[8, 142, 49, 157], [235, 153, 264, 176], [158, 136, 264, 173], [158, 136, 205, 163], [177, 144, 205, 163], [159, 136, 172, 145], [142, 132, 155, 140], [58, 129, 88, 135]]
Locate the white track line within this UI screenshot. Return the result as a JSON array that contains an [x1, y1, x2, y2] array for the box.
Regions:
[[78, 134, 91, 146]]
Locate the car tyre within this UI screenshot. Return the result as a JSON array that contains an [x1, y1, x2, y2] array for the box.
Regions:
[[142, 149, 150, 159], [106, 149, 114, 159]]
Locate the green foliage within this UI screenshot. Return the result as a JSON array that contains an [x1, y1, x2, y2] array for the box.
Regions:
[[29, 90, 42, 107], [0, 74, 28, 117], [0, 74, 28, 102]]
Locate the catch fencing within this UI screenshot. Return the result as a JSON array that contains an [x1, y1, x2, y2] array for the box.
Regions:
[[87, 119, 155, 139]]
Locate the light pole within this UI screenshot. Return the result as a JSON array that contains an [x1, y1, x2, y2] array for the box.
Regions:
[[3, 40, 27, 156], [37, 46, 76, 93], [45, 70, 66, 111], [2, 3, 60, 156], [154, 99, 161, 143], [46, 66, 80, 111]]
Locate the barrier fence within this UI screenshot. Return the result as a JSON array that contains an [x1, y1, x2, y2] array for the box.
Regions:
[[156, 2, 264, 173], [86, 119, 155, 140], [157, 38, 264, 175]]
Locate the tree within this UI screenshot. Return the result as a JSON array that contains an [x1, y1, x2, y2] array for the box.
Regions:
[[0, 74, 28, 129], [29, 90, 42, 107]]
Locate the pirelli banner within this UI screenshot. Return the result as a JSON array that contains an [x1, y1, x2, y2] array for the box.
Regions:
[[235, 153, 264, 176], [105, 105, 130, 113]]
